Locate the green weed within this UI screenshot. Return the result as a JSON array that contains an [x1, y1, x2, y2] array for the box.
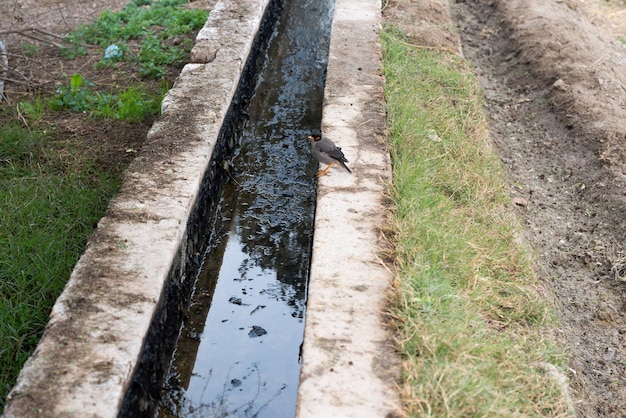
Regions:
[[64, 0, 207, 78], [20, 43, 39, 57], [49, 73, 165, 121], [49, 73, 115, 113], [115, 87, 162, 122], [16, 97, 45, 126]]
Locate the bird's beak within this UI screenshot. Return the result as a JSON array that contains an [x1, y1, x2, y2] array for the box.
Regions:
[[307, 135, 314, 140]]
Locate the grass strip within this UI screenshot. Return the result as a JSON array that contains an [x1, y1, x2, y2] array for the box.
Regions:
[[382, 27, 574, 417], [0, 122, 121, 409]]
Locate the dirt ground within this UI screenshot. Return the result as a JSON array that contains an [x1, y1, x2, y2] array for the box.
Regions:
[[0, 0, 204, 176], [2, 0, 626, 416], [387, 0, 626, 416]]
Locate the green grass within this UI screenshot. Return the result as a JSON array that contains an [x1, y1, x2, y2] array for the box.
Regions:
[[0, 0, 207, 410], [0, 121, 121, 409], [382, 27, 574, 417]]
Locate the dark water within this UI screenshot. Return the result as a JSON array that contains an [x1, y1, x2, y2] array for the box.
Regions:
[[157, 0, 334, 416]]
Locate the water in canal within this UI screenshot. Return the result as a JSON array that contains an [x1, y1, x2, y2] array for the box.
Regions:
[[157, 0, 334, 416]]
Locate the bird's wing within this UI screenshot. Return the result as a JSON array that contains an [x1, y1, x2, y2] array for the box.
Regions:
[[320, 145, 348, 163]]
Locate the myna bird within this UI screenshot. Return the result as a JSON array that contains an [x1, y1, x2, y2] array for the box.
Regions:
[[307, 134, 352, 177]]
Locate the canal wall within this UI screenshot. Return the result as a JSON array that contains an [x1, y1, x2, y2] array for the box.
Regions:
[[2, 0, 400, 416]]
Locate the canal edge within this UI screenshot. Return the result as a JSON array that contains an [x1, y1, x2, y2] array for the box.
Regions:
[[296, 0, 402, 417]]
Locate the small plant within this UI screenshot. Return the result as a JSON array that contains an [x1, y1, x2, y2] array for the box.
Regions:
[[16, 97, 45, 125], [59, 44, 88, 59], [49, 73, 164, 121], [49, 73, 115, 114], [115, 87, 161, 122], [137, 37, 189, 78], [21, 43, 39, 57]]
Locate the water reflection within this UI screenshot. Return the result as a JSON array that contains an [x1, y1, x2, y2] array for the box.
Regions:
[[158, 0, 334, 416], [163, 215, 304, 417]]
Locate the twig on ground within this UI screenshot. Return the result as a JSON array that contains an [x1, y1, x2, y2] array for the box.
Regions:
[[57, 4, 73, 33], [0, 27, 90, 49], [389, 34, 461, 56], [0, 40, 7, 103]]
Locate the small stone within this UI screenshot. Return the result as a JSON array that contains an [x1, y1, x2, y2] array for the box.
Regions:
[[248, 325, 267, 338], [552, 79, 568, 91], [191, 45, 218, 63], [512, 196, 528, 207], [228, 297, 243, 305]]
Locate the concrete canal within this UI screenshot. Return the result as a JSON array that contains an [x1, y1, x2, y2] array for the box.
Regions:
[[155, 0, 333, 416]]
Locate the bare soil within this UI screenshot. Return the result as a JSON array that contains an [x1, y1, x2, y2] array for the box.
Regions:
[[0, 0, 135, 170], [0, 0, 205, 176], [386, 0, 626, 416], [3, 0, 626, 416]]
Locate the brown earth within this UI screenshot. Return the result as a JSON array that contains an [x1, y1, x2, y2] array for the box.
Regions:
[[0, 0, 207, 176], [386, 0, 626, 416], [0, 0, 139, 173], [2, 0, 626, 416]]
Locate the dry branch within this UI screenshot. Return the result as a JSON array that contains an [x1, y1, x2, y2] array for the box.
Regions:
[[0, 41, 7, 102], [0, 27, 78, 48]]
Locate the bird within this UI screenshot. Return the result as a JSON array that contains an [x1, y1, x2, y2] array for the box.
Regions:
[[307, 134, 352, 177]]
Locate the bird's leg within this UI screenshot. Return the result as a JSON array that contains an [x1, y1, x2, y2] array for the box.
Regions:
[[316, 163, 334, 177]]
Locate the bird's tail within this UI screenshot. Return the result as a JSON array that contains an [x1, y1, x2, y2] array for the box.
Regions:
[[340, 160, 352, 173]]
